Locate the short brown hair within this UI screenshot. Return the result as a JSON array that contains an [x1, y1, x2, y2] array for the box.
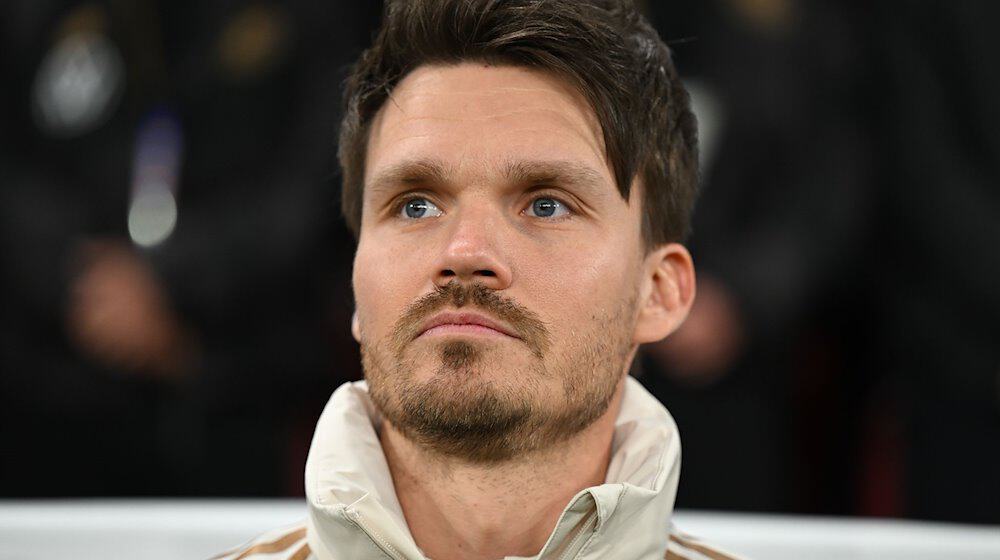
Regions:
[[338, 0, 699, 247]]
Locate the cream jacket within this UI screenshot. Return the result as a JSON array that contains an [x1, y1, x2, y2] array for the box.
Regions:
[[216, 377, 741, 560]]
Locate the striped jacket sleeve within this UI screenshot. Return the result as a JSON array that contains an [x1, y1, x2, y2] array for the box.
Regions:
[[210, 522, 313, 560], [666, 524, 745, 560]]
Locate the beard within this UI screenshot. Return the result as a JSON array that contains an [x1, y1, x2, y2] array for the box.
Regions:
[[362, 281, 636, 463]]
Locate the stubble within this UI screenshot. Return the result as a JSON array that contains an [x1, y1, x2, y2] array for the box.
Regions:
[[362, 281, 636, 463]]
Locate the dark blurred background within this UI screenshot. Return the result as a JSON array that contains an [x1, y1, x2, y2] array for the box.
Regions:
[[1, 0, 997, 525]]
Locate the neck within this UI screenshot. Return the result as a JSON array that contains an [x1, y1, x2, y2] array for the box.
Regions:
[[380, 378, 625, 560]]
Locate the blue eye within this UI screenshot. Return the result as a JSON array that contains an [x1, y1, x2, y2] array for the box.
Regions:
[[527, 197, 568, 218], [400, 197, 442, 219]]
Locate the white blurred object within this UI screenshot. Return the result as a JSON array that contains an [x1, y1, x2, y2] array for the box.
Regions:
[[128, 111, 184, 248], [128, 185, 178, 248], [0, 500, 304, 560], [1, 501, 999, 560], [676, 511, 1000, 560], [32, 32, 124, 138], [684, 79, 725, 172]]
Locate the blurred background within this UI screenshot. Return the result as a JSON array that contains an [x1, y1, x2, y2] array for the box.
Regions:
[[1, 0, 997, 527]]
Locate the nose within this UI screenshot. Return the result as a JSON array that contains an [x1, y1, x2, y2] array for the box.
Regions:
[[432, 206, 512, 290]]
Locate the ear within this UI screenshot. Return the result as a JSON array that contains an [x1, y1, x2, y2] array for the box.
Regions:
[[351, 310, 361, 343], [633, 243, 696, 344]]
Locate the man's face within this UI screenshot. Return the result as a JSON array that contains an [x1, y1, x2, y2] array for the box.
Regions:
[[353, 63, 648, 462]]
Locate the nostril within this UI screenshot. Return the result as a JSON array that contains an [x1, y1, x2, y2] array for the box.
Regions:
[[476, 270, 496, 277], [441, 269, 457, 277]]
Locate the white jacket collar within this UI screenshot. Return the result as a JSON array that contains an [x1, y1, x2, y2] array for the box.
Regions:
[[304, 376, 681, 560]]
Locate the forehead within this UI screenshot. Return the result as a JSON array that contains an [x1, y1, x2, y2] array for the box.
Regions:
[[364, 63, 613, 190]]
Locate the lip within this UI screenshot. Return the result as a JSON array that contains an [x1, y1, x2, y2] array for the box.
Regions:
[[417, 311, 521, 340]]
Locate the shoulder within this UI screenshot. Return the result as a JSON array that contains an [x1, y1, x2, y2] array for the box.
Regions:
[[211, 522, 313, 560], [666, 525, 745, 560]]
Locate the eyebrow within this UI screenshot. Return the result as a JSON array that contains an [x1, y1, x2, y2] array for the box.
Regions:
[[500, 159, 610, 198], [367, 158, 611, 200], [367, 158, 453, 198]]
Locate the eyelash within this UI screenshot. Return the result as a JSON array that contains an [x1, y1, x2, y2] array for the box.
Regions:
[[391, 192, 576, 220]]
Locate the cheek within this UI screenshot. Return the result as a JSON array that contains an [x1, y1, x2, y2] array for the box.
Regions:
[[352, 237, 422, 340], [516, 233, 640, 338]]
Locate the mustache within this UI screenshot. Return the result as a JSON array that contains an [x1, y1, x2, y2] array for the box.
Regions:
[[389, 282, 551, 358]]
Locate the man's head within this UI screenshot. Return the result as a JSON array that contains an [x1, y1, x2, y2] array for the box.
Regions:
[[344, 0, 698, 463]]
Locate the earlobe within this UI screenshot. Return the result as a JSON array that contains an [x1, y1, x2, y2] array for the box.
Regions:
[[633, 243, 696, 344], [351, 310, 361, 343]]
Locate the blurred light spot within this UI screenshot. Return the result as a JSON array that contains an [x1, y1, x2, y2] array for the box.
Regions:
[[129, 110, 183, 249], [128, 186, 177, 247], [726, 0, 794, 33], [32, 32, 123, 138], [216, 4, 289, 80], [684, 79, 725, 172]]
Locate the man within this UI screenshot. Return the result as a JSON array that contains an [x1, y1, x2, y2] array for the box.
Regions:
[[218, 0, 741, 558]]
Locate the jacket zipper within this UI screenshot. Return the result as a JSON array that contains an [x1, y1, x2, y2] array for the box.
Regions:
[[345, 508, 409, 560], [555, 508, 599, 560]]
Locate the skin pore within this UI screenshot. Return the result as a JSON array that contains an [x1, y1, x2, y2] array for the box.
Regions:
[[351, 63, 695, 560]]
